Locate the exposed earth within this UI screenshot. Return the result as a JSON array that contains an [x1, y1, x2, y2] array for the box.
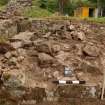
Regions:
[[0, 0, 105, 105], [0, 18, 105, 105]]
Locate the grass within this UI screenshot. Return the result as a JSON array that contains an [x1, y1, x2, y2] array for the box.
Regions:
[[0, 5, 6, 11], [36, 16, 105, 24], [86, 17, 105, 23], [23, 6, 52, 18]]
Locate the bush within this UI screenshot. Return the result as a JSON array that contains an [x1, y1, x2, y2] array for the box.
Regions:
[[38, 0, 77, 16], [23, 6, 52, 18], [0, 0, 9, 6], [63, 1, 76, 15], [47, 0, 58, 12], [39, 0, 47, 8]]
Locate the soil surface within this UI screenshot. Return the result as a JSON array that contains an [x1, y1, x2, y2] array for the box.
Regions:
[[35, 99, 105, 105], [0, 1, 105, 105], [0, 18, 105, 105]]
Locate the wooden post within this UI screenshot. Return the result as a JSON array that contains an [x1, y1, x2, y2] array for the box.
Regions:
[[101, 69, 105, 100], [101, 53, 105, 100]]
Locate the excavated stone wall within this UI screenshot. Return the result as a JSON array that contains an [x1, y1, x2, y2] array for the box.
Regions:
[[0, 18, 105, 105]]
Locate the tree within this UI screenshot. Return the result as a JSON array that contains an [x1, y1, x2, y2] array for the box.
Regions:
[[99, 0, 105, 16], [47, 0, 58, 12], [88, 0, 105, 16], [39, 0, 47, 8], [58, 0, 69, 14]]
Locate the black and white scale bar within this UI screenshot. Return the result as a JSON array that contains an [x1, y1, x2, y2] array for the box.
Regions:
[[53, 80, 86, 85]]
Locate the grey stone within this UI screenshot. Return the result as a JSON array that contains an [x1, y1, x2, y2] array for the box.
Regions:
[[77, 31, 86, 41], [83, 44, 99, 57], [4, 52, 12, 59], [38, 53, 53, 64], [11, 41, 23, 49], [17, 56, 24, 62], [8, 57, 17, 66], [11, 31, 34, 42], [52, 44, 61, 53], [69, 25, 75, 31], [53, 71, 60, 79], [89, 87, 96, 98]]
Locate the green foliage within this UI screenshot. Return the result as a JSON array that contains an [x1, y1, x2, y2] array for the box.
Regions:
[[38, 0, 58, 12], [47, 0, 58, 12], [39, 0, 47, 8], [88, 0, 105, 7], [37, 0, 77, 15], [32, 0, 40, 6], [75, 0, 96, 7], [57, 0, 83, 15], [23, 6, 52, 18], [63, 1, 77, 15], [0, 5, 6, 11], [1, 0, 104, 18], [88, 0, 97, 3], [0, 0, 9, 6], [87, 17, 105, 23]]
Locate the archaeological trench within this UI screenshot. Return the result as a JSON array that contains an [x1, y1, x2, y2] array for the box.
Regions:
[[0, 0, 105, 105], [0, 17, 105, 105]]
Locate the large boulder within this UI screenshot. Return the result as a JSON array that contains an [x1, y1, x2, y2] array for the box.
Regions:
[[0, 43, 14, 54], [83, 44, 99, 57], [77, 31, 86, 41], [35, 41, 52, 55], [4, 51, 18, 59], [10, 31, 34, 43], [10, 41, 23, 49], [8, 57, 17, 66], [38, 53, 54, 67], [4, 52, 12, 59], [71, 31, 86, 41], [67, 24, 75, 31]]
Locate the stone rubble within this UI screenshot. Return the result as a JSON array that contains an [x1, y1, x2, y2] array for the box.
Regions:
[[0, 19, 105, 105], [0, 0, 32, 19]]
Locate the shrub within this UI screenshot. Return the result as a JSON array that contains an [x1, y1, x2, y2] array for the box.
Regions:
[[0, 0, 9, 6]]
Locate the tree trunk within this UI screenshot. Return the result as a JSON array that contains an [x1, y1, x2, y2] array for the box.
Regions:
[[97, 0, 101, 17], [101, 8, 103, 17], [58, 0, 64, 14], [58, 0, 69, 15]]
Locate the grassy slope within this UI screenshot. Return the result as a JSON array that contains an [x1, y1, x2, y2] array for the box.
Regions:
[[23, 0, 52, 18], [23, 6, 52, 18], [0, 5, 6, 11], [87, 17, 105, 23]]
